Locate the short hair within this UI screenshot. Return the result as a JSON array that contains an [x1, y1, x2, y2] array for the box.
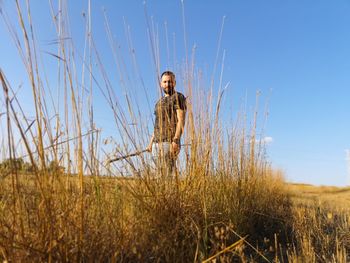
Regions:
[[161, 71, 176, 80]]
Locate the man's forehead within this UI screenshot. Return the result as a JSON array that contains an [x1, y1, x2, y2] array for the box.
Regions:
[[161, 75, 175, 81]]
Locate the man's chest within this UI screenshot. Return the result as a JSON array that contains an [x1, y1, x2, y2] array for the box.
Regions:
[[155, 97, 175, 115]]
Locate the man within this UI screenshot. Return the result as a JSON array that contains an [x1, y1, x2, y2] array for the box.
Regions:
[[147, 71, 186, 177]]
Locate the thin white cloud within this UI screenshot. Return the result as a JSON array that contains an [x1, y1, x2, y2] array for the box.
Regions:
[[255, 136, 273, 145], [346, 149, 350, 185], [263, 137, 273, 144], [346, 149, 350, 161]]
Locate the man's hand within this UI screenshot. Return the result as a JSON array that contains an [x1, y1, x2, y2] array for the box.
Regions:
[[147, 135, 154, 153], [146, 143, 153, 153], [171, 141, 180, 156]]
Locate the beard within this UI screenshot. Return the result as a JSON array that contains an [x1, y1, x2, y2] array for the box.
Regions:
[[163, 87, 175, 95]]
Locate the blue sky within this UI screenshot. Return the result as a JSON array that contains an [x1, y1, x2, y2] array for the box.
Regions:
[[1, 1, 350, 186]]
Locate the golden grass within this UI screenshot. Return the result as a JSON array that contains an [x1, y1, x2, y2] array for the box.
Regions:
[[0, 173, 349, 262], [288, 183, 350, 210], [0, 171, 292, 262]]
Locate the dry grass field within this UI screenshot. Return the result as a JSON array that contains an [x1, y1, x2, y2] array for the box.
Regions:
[[285, 183, 350, 262], [0, 173, 349, 262], [288, 183, 350, 209]]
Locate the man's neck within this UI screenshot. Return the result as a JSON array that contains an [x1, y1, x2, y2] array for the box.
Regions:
[[164, 91, 175, 97]]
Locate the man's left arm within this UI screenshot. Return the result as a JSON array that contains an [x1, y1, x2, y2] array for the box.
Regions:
[[172, 109, 186, 155]]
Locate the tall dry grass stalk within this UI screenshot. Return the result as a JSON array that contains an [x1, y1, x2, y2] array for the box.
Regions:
[[0, 1, 349, 262]]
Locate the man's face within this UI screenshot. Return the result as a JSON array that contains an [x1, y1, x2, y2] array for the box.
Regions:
[[160, 74, 176, 95]]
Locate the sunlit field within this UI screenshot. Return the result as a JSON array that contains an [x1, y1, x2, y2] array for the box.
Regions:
[[0, 1, 349, 262]]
